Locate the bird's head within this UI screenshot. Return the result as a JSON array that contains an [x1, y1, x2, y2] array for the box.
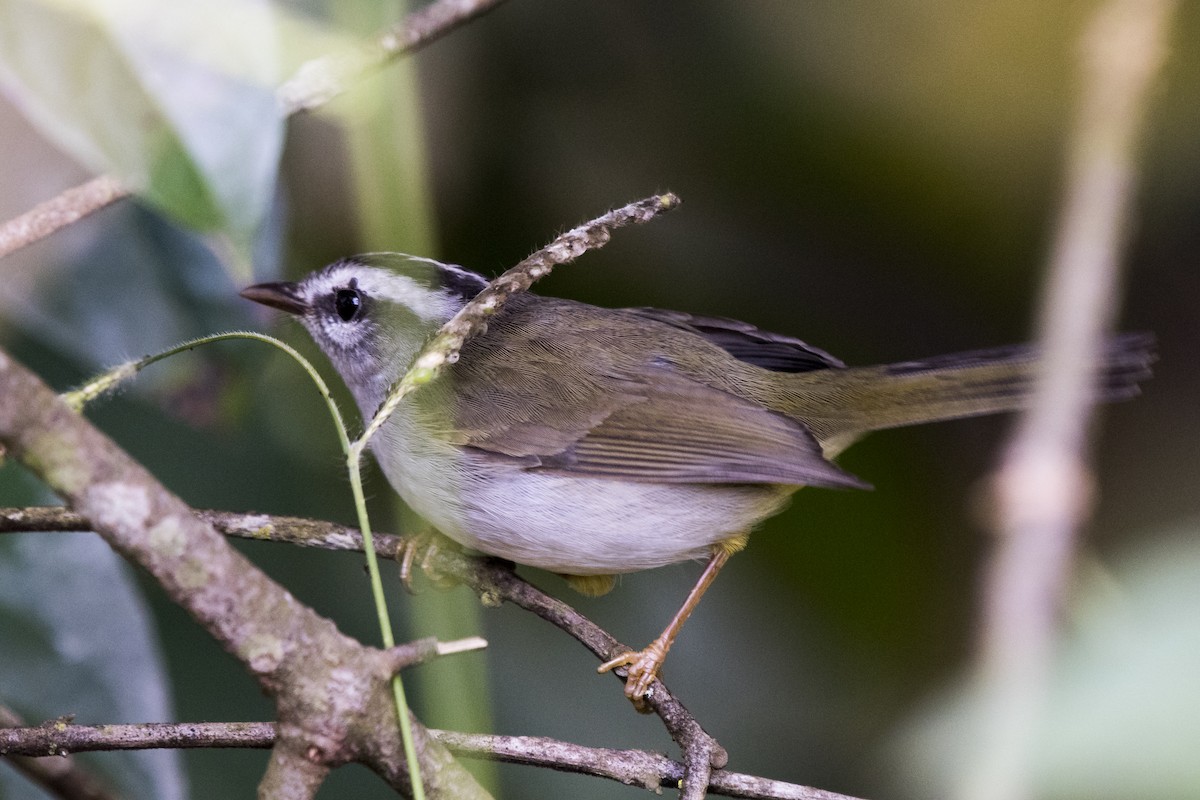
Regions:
[[241, 253, 488, 412]]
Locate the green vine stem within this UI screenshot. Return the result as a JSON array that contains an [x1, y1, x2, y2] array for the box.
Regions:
[[62, 329, 426, 799]]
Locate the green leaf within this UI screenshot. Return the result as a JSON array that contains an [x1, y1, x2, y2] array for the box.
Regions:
[[1031, 531, 1200, 799], [0, 480, 187, 799], [900, 529, 1200, 800], [0, 0, 283, 242]]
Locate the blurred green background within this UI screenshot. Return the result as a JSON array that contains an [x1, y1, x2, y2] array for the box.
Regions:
[[1, 1, 1198, 798]]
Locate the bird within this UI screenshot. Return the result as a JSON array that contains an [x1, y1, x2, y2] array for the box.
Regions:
[[241, 252, 1153, 710]]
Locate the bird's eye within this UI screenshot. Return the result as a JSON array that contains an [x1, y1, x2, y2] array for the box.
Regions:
[[334, 288, 362, 322]]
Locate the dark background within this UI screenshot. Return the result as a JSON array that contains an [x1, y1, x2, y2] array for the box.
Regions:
[[2, 1, 1198, 798]]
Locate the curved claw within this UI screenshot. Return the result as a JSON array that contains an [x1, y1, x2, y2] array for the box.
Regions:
[[597, 546, 737, 714], [397, 535, 424, 594], [598, 640, 668, 713], [396, 532, 457, 593]]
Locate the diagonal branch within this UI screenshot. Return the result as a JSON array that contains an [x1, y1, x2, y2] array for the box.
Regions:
[[277, 0, 509, 114], [0, 0, 509, 260], [0, 357, 487, 799], [1, 505, 726, 774], [355, 192, 682, 453], [0, 176, 127, 260]]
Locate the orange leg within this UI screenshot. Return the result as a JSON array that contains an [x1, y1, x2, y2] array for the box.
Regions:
[[598, 543, 736, 712]]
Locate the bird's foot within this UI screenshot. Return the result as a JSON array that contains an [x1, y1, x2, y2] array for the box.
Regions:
[[598, 638, 669, 713], [396, 530, 459, 593]]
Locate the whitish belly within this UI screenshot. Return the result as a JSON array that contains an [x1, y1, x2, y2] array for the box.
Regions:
[[371, 419, 793, 575], [457, 472, 792, 574]]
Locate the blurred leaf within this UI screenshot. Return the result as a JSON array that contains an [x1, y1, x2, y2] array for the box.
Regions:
[[1, 205, 246, 376], [1031, 531, 1200, 798], [0, 0, 283, 253], [0, 523, 187, 800], [899, 529, 1200, 800]]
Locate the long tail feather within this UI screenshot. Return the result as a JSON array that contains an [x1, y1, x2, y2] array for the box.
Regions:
[[786, 333, 1155, 455]]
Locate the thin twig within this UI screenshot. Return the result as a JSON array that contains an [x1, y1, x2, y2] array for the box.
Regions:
[[278, 0, 509, 114], [0, 718, 865, 800], [1, 505, 727, 770], [0, 705, 119, 800], [971, 2, 1175, 799], [0, 0, 508, 260], [0, 176, 127, 260], [355, 192, 682, 455]]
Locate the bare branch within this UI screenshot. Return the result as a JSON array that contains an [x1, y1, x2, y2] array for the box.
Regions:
[[0, 176, 127, 260], [432, 542, 729, 773], [0, 717, 866, 800], [0, 705, 119, 800], [971, 1, 1176, 799], [0, 0, 507, 258], [357, 192, 683, 453], [435, 731, 866, 800], [1, 504, 726, 773]]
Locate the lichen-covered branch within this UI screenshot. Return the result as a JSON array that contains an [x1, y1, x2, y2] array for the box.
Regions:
[[0, 716, 276, 753], [1, 504, 725, 776], [0, 704, 119, 800], [0, 354, 487, 800], [0, 717, 866, 800]]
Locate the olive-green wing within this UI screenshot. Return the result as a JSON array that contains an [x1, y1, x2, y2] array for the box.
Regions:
[[527, 365, 869, 488], [438, 296, 868, 490]]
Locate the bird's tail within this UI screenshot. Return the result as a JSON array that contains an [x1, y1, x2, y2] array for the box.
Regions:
[[785, 332, 1155, 456]]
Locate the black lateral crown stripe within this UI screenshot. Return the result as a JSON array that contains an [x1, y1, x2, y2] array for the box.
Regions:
[[435, 264, 488, 303]]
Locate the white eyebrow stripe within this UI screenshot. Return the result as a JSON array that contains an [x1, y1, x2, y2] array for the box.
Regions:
[[366, 272, 457, 322]]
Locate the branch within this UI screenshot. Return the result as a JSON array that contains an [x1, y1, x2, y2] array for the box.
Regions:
[[0, 719, 866, 800], [437, 548, 731, 784], [0, 0, 508, 259], [277, 0, 509, 114], [435, 731, 864, 800], [1, 506, 726, 774], [0, 705, 119, 800], [971, 1, 1175, 799], [0, 718, 276, 753], [356, 192, 682, 452], [0, 357, 488, 799], [0, 176, 127, 260], [2, 504, 724, 755]]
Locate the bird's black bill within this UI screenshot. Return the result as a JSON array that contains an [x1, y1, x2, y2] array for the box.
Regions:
[[240, 282, 308, 315]]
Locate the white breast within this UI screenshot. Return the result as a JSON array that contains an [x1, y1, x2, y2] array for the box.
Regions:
[[369, 409, 792, 575]]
